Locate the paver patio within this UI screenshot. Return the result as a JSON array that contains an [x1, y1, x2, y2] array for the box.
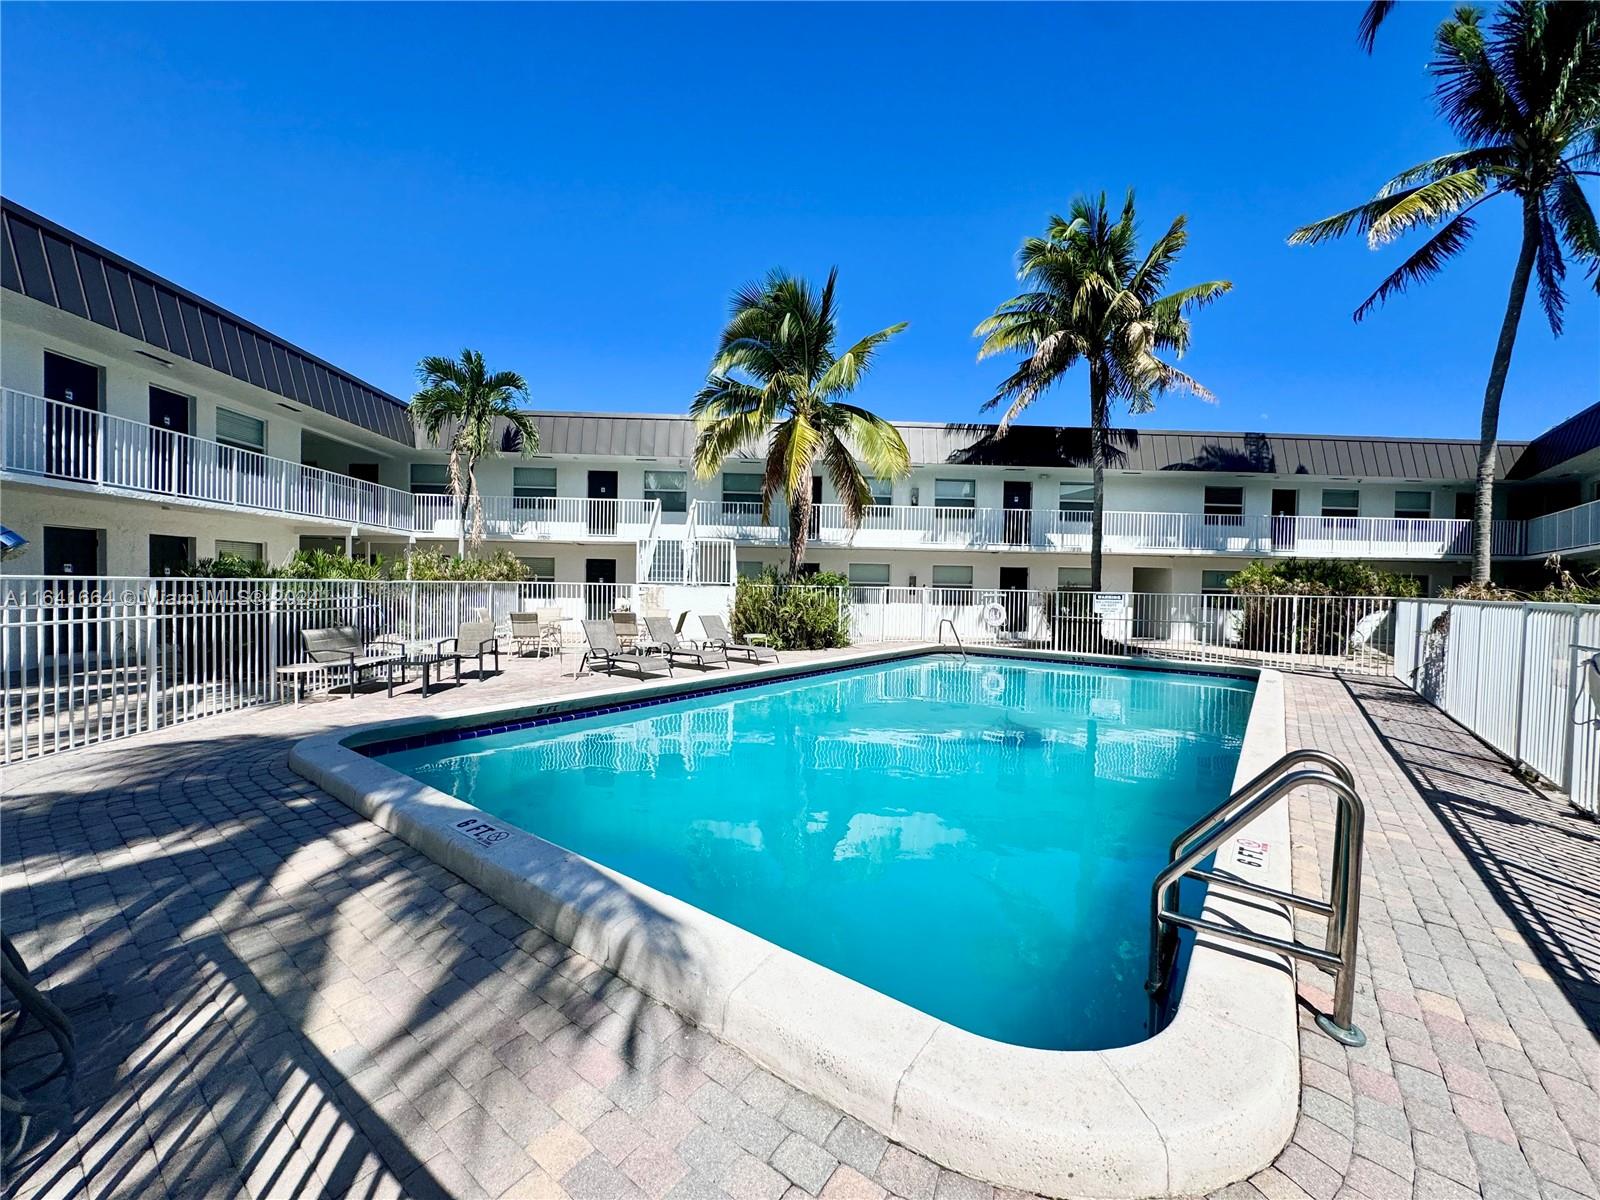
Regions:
[[2, 652, 1596, 1200]]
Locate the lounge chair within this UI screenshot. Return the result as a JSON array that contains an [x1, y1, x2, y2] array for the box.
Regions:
[[581, 620, 672, 679], [436, 619, 501, 679], [698, 614, 779, 663], [644, 617, 728, 671], [510, 611, 563, 657], [300, 626, 402, 697]]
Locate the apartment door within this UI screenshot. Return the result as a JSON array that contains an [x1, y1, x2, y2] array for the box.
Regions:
[[1271, 488, 1298, 550], [809, 477, 822, 541], [585, 557, 617, 619], [43, 352, 101, 480], [587, 471, 618, 537], [1003, 481, 1033, 546], [999, 566, 1029, 633], [149, 534, 192, 578], [149, 387, 190, 493], [43, 525, 104, 653]]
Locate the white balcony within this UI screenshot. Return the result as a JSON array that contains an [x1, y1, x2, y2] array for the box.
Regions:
[[411, 494, 658, 541], [1525, 499, 1600, 556], [2, 389, 414, 532], [691, 500, 1522, 560]]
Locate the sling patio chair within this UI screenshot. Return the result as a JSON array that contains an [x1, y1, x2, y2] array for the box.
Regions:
[[435, 619, 502, 679], [580, 619, 672, 679], [509, 611, 563, 658], [698, 614, 779, 663], [298, 626, 403, 698], [643, 616, 728, 671]]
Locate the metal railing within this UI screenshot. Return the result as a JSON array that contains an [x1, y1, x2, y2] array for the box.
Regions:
[[2, 390, 415, 531], [411, 494, 658, 539], [1146, 751, 1367, 1045], [0, 575, 739, 761], [687, 498, 1522, 559], [1525, 498, 1600, 556]]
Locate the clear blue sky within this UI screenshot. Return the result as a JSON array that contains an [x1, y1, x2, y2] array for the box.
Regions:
[[3, 2, 1594, 441]]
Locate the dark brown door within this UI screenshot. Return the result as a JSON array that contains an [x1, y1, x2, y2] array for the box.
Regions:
[[1003, 481, 1033, 545], [584, 558, 617, 618], [149, 534, 192, 577], [588, 471, 618, 536], [999, 566, 1029, 631], [42, 525, 104, 653], [1271, 488, 1298, 550], [43, 352, 100, 480], [149, 387, 190, 493]]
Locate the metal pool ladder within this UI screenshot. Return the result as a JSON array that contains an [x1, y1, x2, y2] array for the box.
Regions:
[[1145, 748, 1368, 1046], [935, 618, 966, 659]]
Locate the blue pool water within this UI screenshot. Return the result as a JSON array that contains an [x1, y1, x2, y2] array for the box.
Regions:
[[373, 654, 1254, 1050]]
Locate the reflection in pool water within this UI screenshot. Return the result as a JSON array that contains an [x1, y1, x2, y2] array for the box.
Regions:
[[375, 655, 1254, 1050]]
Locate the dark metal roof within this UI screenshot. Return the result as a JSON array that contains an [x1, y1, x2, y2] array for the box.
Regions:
[[489, 411, 1529, 481], [1508, 401, 1600, 480], [1, 198, 414, 446]]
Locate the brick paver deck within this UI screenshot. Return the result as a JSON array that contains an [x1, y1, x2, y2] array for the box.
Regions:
[[2, 658, 1596, 1200]]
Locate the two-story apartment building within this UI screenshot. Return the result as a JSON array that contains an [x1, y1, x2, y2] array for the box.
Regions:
[[3, 197, 1596, 596]]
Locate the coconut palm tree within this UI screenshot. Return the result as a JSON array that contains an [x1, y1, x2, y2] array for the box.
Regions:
[[691, 269, 911, 577], [1291, 2, 1600, 584], [975, 191, 1231, 590], [410, 349, 540, 555]]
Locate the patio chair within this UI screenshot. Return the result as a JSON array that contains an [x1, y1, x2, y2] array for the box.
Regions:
[[698, 614, 779, 663], [644, 617, 728, 671], [436, 619, 501, 679], [299, 626, 401, 698], [581, 620, 672, 679], [510, 611, 563, 657]]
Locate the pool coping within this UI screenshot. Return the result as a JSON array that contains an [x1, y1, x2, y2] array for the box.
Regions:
[[289, 645, 1297, 1199]]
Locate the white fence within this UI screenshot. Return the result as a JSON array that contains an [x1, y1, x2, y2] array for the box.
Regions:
[[1392, 599, 1600, 815], [0, 575, 735, 761]]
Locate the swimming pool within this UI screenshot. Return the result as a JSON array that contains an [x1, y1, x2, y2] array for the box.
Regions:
[[369, 653, 1254, 1051]]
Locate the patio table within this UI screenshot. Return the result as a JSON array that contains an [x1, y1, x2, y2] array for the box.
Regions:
[[373, 638, 461, 698]]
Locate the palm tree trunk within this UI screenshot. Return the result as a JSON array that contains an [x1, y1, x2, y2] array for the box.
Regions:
[[1089, 372, 1109, 592], [1471, 201, 1539, 584], [788, 480, 813, 579]]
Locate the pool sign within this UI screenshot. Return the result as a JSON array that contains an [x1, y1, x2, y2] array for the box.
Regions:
[[1092, 592, 1127, 616]]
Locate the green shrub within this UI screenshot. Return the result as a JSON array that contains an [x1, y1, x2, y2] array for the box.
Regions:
[[181, 552, 272, 579], [731, 569, 850, 650], [1224, 559, 1415, 655], [403, 548, 528, 581], [275, 549, 388, 580]]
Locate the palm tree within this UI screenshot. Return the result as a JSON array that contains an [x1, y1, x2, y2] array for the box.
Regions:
[[410, 349, 540, 556], [1291, 3, 1600, 584], [975, 191, 1231, 590], [691, 269, 911, 577]]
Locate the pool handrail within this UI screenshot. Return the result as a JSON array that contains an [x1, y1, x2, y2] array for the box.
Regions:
[[1146, 753, 1366, 1046], [935, 618, 966, 659]]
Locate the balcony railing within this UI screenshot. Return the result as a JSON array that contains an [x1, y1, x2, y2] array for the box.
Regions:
[[1525, 499, 1600, 556], [411, 494, 658, 540], [3, 389, 415, 532], [690, 500, 1523, 560]]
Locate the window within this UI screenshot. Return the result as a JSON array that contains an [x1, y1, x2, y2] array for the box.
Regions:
[[215, 407, 265, 454], [1058, 566, 1092, 591], [723, 473, 763, 506], [1322, 489, 1360, 517], [1201, 570, 1234, 594], [514, 467, 557, 498], [934, 479, 975, 510], [931, 564, 974, 595], [518, 556, 556, 582], [216, 539, 265, 563], [410, 463, 449, 495], [644, 469, 688, 513], [513, 466, 557, 511], [848, 563, 891, 585], [736, 559, 768, 580], [1203, 486, 1245, 525], [867, 478, 893, 507], [1394, 491, 1431, 519], [1058, 484, 1094, 520]]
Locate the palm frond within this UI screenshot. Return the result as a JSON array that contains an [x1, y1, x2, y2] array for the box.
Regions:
[[1353, 212, 1478, 321], [1534, 197, 1568, 335], [814, 322, 909, 398], [1549, 170, 1600, 287], [1359, 0, 1396, 52]]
